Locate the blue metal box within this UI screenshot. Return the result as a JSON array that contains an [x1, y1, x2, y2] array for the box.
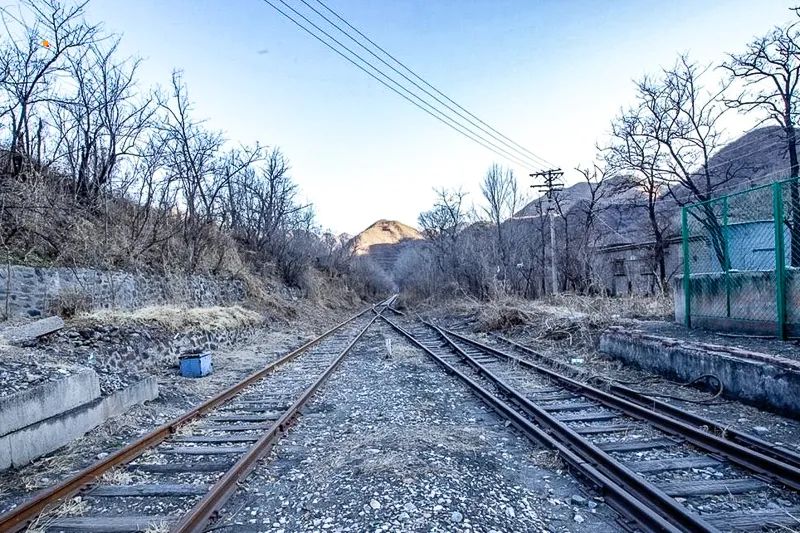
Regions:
[[179, 352, 213, 377]]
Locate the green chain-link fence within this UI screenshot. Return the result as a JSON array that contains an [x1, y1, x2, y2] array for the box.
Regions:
[[680, 177, 800, 339]]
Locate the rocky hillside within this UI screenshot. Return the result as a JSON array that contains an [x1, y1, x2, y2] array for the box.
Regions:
[[349, 220, 423, 273]]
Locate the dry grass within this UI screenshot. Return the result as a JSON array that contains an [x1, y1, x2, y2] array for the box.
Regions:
[[382, 334, 422, 362], [530, 450, 565, 471], [80, 305, 263, 332], [174, 419, 201, 437], [98, 467, 134, 485], [26, 496, 89, 533], [143, 521, 172, 533], [441, 294, 672, 350], [18, 454, 77, 492]]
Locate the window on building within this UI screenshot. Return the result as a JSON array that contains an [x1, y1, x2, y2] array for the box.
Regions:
[[612, 259, 625, 276]]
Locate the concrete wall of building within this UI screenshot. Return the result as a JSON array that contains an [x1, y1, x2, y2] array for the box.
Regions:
[[0, 265, 246, 319], [594, 242, 682, 296]]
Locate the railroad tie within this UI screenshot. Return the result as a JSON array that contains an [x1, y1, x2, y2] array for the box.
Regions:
[[704, 507, 800, 530], [597, 438, 680, 453], [128, 461, 234, 473], [88, 484, 208, 497], [44, 516, 174, 532], [172, 434, 260, 443], [624, 456, 722, 474], [540, 401, 599, 412], [574, 424, 637, 435], [160, 446, 251, 455], [527, 388, 566, 395], [527, 392, 574, 402], [659, 478, 766, 497], [218, 403, 289, 412], [200, 423, 273, 432], [206, 413, 282, 422], [556, 410, 620, 423]]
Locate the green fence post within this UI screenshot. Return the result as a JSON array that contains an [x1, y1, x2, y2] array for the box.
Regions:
[[774, 182, 787, 340], [723, 196, 731, 318], [682, 207, 691, 328]]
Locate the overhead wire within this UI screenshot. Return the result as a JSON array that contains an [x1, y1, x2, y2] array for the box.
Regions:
[[261, 0, 550, 171], [306, 0, 555, 169]]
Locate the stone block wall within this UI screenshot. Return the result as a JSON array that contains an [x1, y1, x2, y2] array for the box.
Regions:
[[41, 322, 258, 394], [0, 265, 246, 318]]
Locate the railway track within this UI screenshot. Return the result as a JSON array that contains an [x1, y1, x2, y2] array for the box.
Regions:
[[0, 297, 395, 533], [382, 311, 800, 533]]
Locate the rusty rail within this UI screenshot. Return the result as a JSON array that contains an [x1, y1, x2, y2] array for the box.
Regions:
[[380, 314, 697, 533], [491, 332, 800, 471], [0, 297, 392, 533], [446, 327, 800, 491], [173, 304, 384, 532]]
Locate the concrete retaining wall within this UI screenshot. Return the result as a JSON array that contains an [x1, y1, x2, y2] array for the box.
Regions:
[[0, 377, 157, 469], [0, 368, 100, 436], [0, 265, 246, 319], [600, 327, 800, 416]]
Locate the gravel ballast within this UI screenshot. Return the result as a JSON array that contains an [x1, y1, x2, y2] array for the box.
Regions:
[[214, 322, 619, 532]]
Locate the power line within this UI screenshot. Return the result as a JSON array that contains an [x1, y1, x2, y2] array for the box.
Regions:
[[261, 0, 549, 170], [530, 168, 564, 294], [306, 0, 555, 169], [266, 0, 538, 169]]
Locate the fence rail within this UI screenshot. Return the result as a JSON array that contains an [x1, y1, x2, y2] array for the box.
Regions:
[[681, 177, 800, 339]]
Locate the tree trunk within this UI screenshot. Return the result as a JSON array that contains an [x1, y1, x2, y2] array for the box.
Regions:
[[787, 124, 800, 267], [648, 200, 667, 292]]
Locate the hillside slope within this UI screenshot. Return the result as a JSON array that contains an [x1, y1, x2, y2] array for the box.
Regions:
[[349, 220, 423, 274]]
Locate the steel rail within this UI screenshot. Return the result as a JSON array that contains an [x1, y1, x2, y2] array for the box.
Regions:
[[0, 298, 391, 533], [430, 322, 720, 533], [445, 327, 800, 491], [173, 305, 384, 532], [380, 314, 697, 533], [491, 332, 800, 471]]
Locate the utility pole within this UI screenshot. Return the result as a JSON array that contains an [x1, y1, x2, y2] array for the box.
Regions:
[[530, 169, 564, 295]]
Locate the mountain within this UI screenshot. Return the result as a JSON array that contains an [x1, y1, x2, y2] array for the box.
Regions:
[[348, 220, 423, 273]]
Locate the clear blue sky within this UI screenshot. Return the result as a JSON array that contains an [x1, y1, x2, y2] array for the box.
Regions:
[[86, 0, 795, 235]]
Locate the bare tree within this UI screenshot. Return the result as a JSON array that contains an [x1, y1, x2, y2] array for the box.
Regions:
[[158, 71, 226, 270], [723, 21, 800, 265], [480, 163, 520, 279], [418, 187, 469, 273], [0, 0, 99, 176], [572, 164, 610, 291], [51, 39, 155, 201], [639, 57, 734, 270], [606, 104, 671, 290], [606, 56, 739, 289], [638, 57, 733, 204]]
